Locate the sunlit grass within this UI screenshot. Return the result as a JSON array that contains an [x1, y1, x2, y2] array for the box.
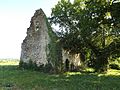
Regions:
[[65, 69, 120, 77], [0, 59, 19, 65], [0, 59, 120, 90], [64, 72, 81, 76], [100, 69, 120, 76]]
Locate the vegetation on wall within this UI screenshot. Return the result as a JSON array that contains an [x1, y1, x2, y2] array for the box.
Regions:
[[46, 17, 63, 73]]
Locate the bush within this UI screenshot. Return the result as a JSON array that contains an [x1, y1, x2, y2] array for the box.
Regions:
[[19, 60, 54, 73], [109, 63, 120, 70], [43, 63, 54, 73]]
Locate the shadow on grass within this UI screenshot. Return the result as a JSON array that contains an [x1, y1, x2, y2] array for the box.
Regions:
[[0, 65, 19, 70], [0, 65, 120, 90]]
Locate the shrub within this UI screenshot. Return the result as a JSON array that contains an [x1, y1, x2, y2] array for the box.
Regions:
[[43, 63, 54, 73], [19, 60, 54, 73], [109, 63, 120, 70]]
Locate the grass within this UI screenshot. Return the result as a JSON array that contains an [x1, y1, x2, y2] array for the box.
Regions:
[[0, 60, 120, 90], [0, 59, 19, 65]]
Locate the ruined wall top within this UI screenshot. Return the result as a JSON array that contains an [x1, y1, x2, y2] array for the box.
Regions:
[[26, 8, 48, 35], [33, 8, 45, 17]]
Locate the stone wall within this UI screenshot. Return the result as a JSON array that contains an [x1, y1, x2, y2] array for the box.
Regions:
[[62, 49, 81, 71], [20, 9, 62, 72]]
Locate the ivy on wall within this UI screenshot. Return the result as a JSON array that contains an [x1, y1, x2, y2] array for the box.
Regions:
[[45, 17, 63, 73]]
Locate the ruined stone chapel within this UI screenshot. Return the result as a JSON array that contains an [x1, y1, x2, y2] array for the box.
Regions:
[[20, 9, 81, 72]]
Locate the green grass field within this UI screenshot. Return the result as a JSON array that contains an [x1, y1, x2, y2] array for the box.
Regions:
[[0, 60, 120, 90]]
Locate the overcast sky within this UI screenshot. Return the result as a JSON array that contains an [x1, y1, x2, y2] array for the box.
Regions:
[[0, 0, 60, 59]]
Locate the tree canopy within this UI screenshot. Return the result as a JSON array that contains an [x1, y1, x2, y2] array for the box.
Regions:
[[50, 0, 120, 72]]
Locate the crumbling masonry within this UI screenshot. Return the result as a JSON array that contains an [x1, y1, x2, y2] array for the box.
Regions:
[[20, 9, 81, 72]]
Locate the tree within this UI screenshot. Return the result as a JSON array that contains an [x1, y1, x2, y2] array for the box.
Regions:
[[50, 0, 120, 72]]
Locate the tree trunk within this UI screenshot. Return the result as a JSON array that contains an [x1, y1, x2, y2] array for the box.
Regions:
[[94, 54, 109, 73]]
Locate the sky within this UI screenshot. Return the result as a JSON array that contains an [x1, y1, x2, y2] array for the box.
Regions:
[[0, 0, 60, 59]]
